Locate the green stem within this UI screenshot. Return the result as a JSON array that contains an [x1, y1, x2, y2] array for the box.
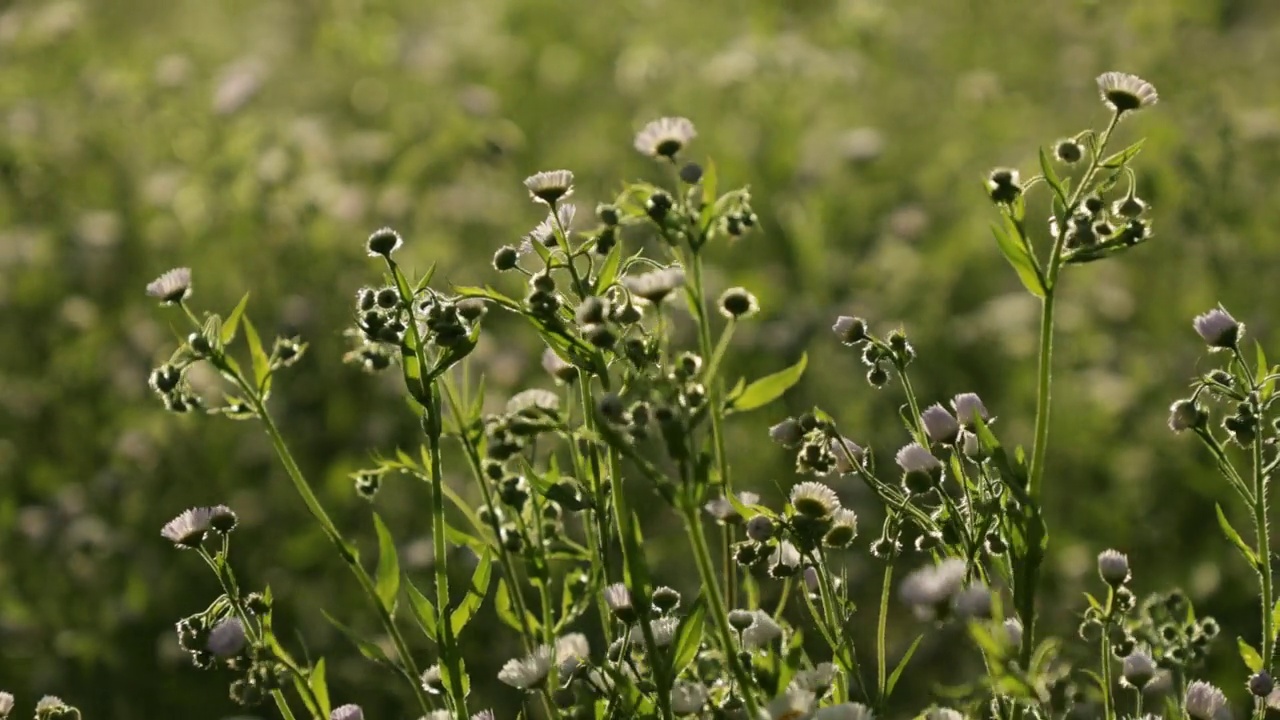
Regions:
[[876, 561, 893, 705], [1100, 592, 1116, 720], [682, 504, 760, 717], [1255, 416, 1274, 670], [424, 386, 469, 716]]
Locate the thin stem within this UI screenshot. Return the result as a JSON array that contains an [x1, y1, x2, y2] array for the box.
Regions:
[[876, 560, 894, 705], [1255, 416, 1274, 669], [424, 386, 469, 716], [1100, 591, 1116, 720]]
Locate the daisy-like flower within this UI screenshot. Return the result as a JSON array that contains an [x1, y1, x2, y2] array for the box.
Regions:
[[146, 267, 193, 305], [1184, 679, 1229, 720], [542, 347, 579, 384], [634, 117, 697, 160], [471, 712, 495, 720], [523, 170, 575, 206], [769, 418, 804, 447], [670, 681, 708, 715], [206, 617, 246, 658], [0, 692, 14, 718], [951, 393, 989, 428], [1121, 650, 1157, 689], [924, 709, 966, 720], [420, 664, 444, 694], [604, 583, 635, 621], [899, 557, 967, 620], [704, 491, 759, 524], [921, 404, 960, 444], [1097, 549, 1131, 587], [629, 616, 681, 648], [331, 705, 364, 720], [814, 703, 876, 720], [828, 437, 866, 475], [1003, 618, 1023, 649], [421, 711, 452, 720], [507, 388, 561, 417], [742, 610, 784, 650], [208, 505, 238, 534], [790, 481, 840, 519], [623, 266, 686, 304], [986, 168, 1022, 204], [1193, 307, 1242, 349], [1096, 72, 1158, 114], [718, 287, 760, 319], [746, 515, 775, 542], [763, 687, 815, 720], [832, 315, 868, 345], [161, 507, 217, 549], [951, 583, 992, 619], [555, 632, 590, 675], [824, 508, 859, 548], [790, 662, 838, 695], [498, 645, 554, 690], [896, 442, 943, 494], [366, 227, 403, 258], [770, 540, 801, 576], [521, 204, 577, 252]]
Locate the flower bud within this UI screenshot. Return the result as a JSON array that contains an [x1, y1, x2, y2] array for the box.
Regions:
[[832, 315, 868, 345], [1168, 399, 1206, 433], [746, 515, 775, 542], [1097, 549, 1130, 587]]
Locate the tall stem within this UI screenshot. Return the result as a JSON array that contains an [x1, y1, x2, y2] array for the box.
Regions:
[[876, 561, 894, 705], [1254, 414, 1274, 670], [424, 386, 469, 715]]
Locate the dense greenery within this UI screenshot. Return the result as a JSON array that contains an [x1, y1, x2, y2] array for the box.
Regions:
[[5, 1, 1280, 718]]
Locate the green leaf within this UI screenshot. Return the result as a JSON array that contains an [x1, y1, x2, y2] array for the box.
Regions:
[[405, 580, 438, 641], [1038, 146, 1067, 204], [221, 292, 251, 345], [242, 316, 272, 394], [1099, 138, 1146, 169], [1256, 342, 1271, 400], [672, 600, 706, 675], [322, 611, 393, 665], [372, 513, 401, 613], [990, 220, 1046, 299], [1216, 504, 1260, 568], [310, 658, 332, 718], [723, 353, 807, 414], [593, 241, 624, 295], [886, 634, 924, 697], [699, 159, 719, 232], [411, 262, 438, 294], [450, 550, 494, 636], [1238, 636, 1264, 673]]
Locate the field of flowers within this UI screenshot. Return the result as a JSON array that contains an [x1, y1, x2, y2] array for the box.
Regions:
[[6, 1, 1280, 719]]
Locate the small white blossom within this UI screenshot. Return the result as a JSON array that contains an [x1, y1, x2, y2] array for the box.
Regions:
[[951, 583, 992, 619], [814, 703, 876, 720], [145, 267, 193, 304], [1096, 72, 1158, 114], [924, 709, 966, 720], [790, 481, 840, 518], [1122, 650, 1156, 688], [498, 645, 554, 690], [542, 347, 578, 384], [790, 662, 838, 695], [950, 393, 990, 428], [895, 443, 942, 474], [420, 664, 443, 694], [1003, 618, 1023, 650], [763, 687, 815, 720], [523, 170, 575, 206], [1193, 307, 1242, 349], [900, 558, 967, 620], [770, 418, 804, 447], [921, 404, 960, 443], [634, 117, 697, 159], [629, 616, 680, 648], [828, 437, 865, 475], [556, 632, 590, 675], [331, 705, 364, 720], [1097, 549, 1131, 586], [161, 507, 217, 548], [207, 617, 247, 658], [742, 610, 784, 650], [623, 266, 686, 304], [770, 541, 801, 574], [471, 712, 495, 720], [0, 692, 14, 717], [1184, 679, 1229, 720], [604, 583, 633, 616], [670, 681, 708, 715], [705, 491, 760, 523]]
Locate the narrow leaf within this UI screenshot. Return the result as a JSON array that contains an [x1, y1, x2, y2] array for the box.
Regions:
[[593, 241, 624, 295], [1099, 138, 1145, 169], [310, 658, 332, 717], [322, 611, 392, 665], [450, 550, 494, 636], [724, 353, 807, 413], [1256, 341, 1270, 400], [1038, 146, 1067, 204], [1238, 636, 1264, 673], [405, 580, 438, 641], [242, 316, 272, 394], [886, 635, 924, 697], [1215, 503, 1260, 568], [991, 221, 1046, 299], [373, 513, 401, 613], [221, 292, 251, 345], [672, 600, 706, 675]]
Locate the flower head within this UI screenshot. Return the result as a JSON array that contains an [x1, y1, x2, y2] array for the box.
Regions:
[[832, 315, 868, 345], [1122, 650, 1157, 689], [742, 610, 784, 650], [829, 437, 865, 475], [764, 687, 815, 720], [824, 508, 859, 548], [161, 507, 218, 548], [0, 692, 14, 718], [790, 481, 840, 519], [207, 617, 246, 658], [634, 117, 697, 159], [420, 665, 443, 694], [146, 267, 193, 305], [924, 710, 965, 720], [705, 491, 759, 524], [951, 393, 989, 428], [331, 705, 364, 720], [895, 443, 942, 474], [623, 266, 686, 304], [1193, 307, 1242, 349], [815, 703, 876, 720], [498, 645, 554, 690], [1096, 72, 1158, 114], [555, 632, 590, 675], [769, 418, 804, 447], [630, 617, 680, 648], [604, 583, 634, 622], [523, 170, 575, 206], [899, 557, 967, 620], [921, 404, 960, 444], [542, 347, 579, 384], [521, 204, 577, 252], [718, 287, 759, 319], [1184, 679, 1229, 720], [366, 227, 403, 258], [790, 662, 838, 695], [770, 540, 801, 576], [670, 681, 708, 714], [1097, 549, 1131, 586]]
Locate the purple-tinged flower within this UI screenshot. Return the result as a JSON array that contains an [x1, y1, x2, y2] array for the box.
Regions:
[[1193, 307, 1242, 349], [921, 404, 959, 444], [146, 267, 192, 305]]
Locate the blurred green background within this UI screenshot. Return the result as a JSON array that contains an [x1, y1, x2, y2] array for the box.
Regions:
[[5, 0, 1280, 716]]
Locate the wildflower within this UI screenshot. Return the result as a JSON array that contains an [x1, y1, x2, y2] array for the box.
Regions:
[[652, 586, 681, 613], [471, 712, 495, 720], [1113, 193, 1148, 219], [769, 418, 804, 447], [791, 662, 838, 695], [763, 687, 815, 720], [498, 645, 554, 690], [728, 609, 756, 631], [1096, 72, 1158, 114], [145, 267, 193, 305], [670, 681, 708, 714], [624, 266, 685, 304], [161, 507, 218, 548], [149, 365, 183, 395], [921, 404, 960, 444], [366, 227, 403, 258], [493, 245, 520, 271], [0, 692, 13, 718], [900, 557, 967, 620], [718, 287, 760, 319], [829, 437, 866, 475], [630, 617, 680, 648], [507, 388, 560, 417], [833, 315, 868, 345], [1003, 618, 1023, 650], [1250, 672, 1274, 698], [705, 491, 760, 524], [747, 514, 775, 542], [523, 170, 575, 206], [951, 393, 989, 428], [804, 566, 820, 592], [34, 697, 72, 720], [678, 162, 703, 184], [1054, 138, 1084, 164], [522, 204, 577, 251], [541, 347, 578, 384], [770, 540, 801, 577], [924, 709, 965, 720], [986, 168, 1022, 204], [556, 632, 589, 676], [634, 117, 697, 159], [1184, 680, 1229, 720], [742, 611, 784, 650], [604, 583, 635, 622], [331, 704, 364, 720], [824, 508, 859, 548], [419, 665, 443, 694], [1121, 650, 1156, 689], [790, 481, 840, 519], [896, 443, 942, 494], [208, 505, 238, 534], [1193, 307, 1243, 349], [951, 583, 992, 619], [1097, 549, 1131, 587], [814, 703, 876, 720], [207, 617, 246, 658]]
